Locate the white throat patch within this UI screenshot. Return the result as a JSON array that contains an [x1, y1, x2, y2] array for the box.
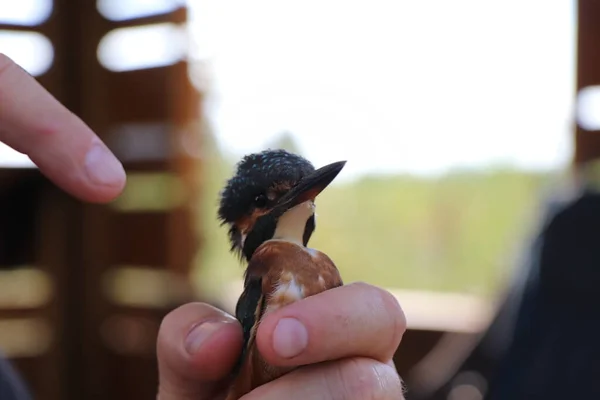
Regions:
[[273, 201, 315, 245]]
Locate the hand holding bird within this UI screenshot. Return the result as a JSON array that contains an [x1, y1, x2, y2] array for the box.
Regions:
[[156, 282, 406, 400]]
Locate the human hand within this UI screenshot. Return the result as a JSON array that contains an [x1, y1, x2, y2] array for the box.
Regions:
[[0, 53, 125, 202], [157, 282, 406, 399]]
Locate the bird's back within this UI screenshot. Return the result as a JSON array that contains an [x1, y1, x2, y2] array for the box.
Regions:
[[252, 239, 343, 307]]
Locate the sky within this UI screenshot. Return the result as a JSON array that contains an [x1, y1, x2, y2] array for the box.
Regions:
[[0, 0, 578, 181]]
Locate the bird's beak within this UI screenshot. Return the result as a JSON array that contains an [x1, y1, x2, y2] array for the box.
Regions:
[[273, 160, 347, 214]]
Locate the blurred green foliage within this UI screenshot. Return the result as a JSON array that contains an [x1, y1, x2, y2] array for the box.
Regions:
[[192, 134, 554, 300]]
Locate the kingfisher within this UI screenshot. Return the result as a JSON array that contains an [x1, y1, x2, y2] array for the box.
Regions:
[[217, 149, 346, 399]]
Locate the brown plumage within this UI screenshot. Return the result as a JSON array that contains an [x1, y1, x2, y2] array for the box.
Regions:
[[217, 150, 346, 399], [225, 239, 343, 399]]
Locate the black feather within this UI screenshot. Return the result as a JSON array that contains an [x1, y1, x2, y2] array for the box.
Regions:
[[232, 276, 264, 376], [242, 213, 277, 261], [303, 214, 316, 246], [217, 149, 315, 255]]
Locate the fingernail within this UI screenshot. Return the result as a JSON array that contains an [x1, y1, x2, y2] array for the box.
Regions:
[[273, 318, 308, 358], [185, 321, 223, 355], [84, 141, 126, 187]]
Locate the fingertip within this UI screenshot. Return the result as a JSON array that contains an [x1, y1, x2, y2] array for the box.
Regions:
[[255, 316, 308, 365], [157, 302, 242, 383], [255, 308, 310, 367], [83, 140, 127, 193], [187, 319, 243, 381], [254, 313, 277, 362], [30, 138, 127, 204]]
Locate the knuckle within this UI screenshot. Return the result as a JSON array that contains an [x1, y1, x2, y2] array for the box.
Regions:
[[347, 280, 372, 292], [156, 303, 192, 354], [156, 313, 175, 355], [353, 282, 407, 344], [352, 282, 406, 361], [0, 53, 17, 79], [334, 358, 402, 400], [377, 287, 407, 340], [0, 53, 11, 67]]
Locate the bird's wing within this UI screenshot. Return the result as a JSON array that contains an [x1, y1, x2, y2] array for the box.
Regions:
[[232, 273, 265, 375]]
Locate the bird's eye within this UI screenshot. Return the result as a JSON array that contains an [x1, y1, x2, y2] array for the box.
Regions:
[[254, 194, 268, 208]]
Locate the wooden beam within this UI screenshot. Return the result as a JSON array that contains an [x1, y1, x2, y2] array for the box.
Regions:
[[574, 0, 600, 164]]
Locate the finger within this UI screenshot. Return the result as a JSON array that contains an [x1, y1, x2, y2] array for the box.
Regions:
[[256, 282, 406, 367], [243, 357, 404, 400], [157, 302, 243, 400], [0, 54, 125, 203]]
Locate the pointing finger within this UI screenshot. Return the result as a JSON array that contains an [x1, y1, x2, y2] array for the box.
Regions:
[[255, 282, 406, 367], [0, 53, 125, 203]]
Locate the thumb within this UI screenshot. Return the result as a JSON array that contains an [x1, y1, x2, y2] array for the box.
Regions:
[[157, 302, 242, 400]]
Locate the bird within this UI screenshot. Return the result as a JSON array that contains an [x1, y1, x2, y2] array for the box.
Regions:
[[217, 149, 346, 399]]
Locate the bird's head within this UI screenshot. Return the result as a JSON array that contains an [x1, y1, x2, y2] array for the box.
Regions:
[[218, 149, 346, 261]]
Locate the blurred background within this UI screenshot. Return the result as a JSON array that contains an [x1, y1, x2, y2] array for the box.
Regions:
[[1, 0, 599, 399]]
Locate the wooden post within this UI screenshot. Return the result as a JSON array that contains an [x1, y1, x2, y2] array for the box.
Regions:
[[574, 0, 600, 165]]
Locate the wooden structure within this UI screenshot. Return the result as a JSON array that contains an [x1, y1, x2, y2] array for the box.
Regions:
[[0, 1, 202, 399], [574, 0, 600, 166]]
